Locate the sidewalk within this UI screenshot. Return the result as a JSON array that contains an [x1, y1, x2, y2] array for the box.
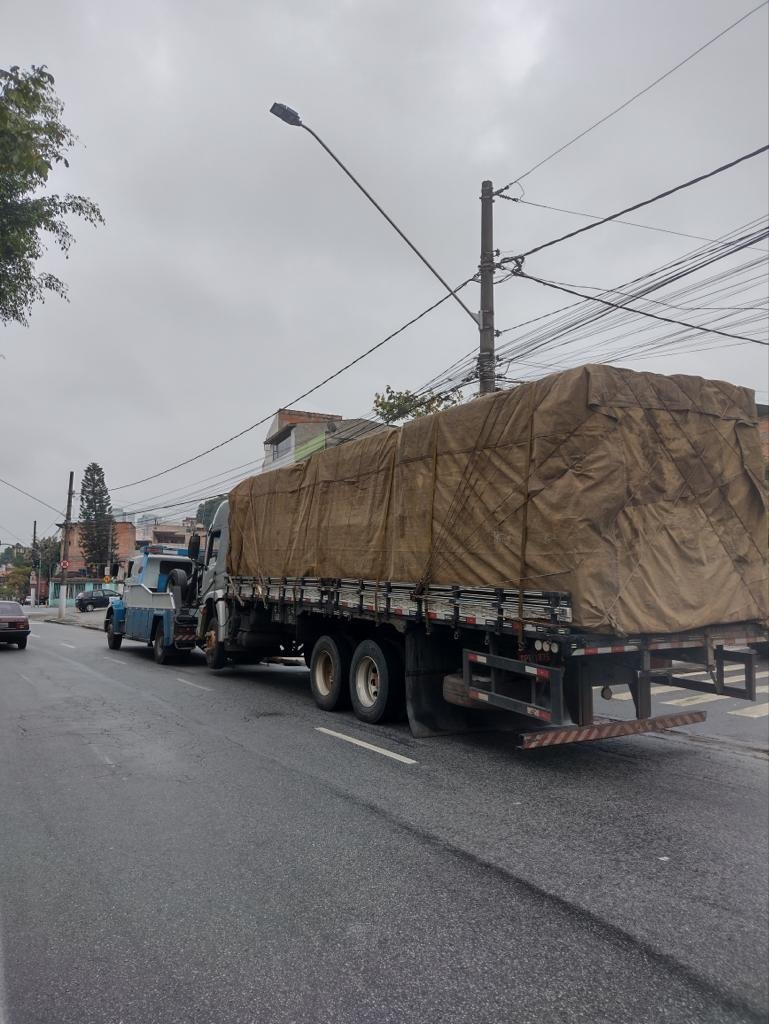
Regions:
[[33, 607, 106, 632]]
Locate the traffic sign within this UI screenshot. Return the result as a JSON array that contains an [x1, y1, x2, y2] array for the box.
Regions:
[[60, 559, 70, 569]]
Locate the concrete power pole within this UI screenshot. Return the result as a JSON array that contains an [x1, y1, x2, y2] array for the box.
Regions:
[[478, 179, 496, 396], [58, 471, 75, 621], [31, 519, 37, 607]]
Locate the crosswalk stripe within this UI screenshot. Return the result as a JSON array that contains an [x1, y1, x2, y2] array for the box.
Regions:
[[675, 666, 768, 679], [728, 703, 769, 719], [662, 693, 731, 707], [608, 686, 682, 702]]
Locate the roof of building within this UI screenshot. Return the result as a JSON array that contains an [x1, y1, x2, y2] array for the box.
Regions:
[[265, 408, 342, 445]]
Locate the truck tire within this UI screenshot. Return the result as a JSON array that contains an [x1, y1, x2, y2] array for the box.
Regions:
[[107, 622, 122, 650], [166, 568, 188, 594], [349, 638, 405, 724], [309, 634, 352, 712], [153, 622, 169, 664], [17, 637, 27, 650], [85, 602, 94, 612], [205, 614, 227, 670]]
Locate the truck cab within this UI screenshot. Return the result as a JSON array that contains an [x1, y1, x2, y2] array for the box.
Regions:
[[105, 545, 198, 663]]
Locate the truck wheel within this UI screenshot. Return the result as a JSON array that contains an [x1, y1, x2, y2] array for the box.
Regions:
[[309, 635, 352, 711], [205, 615, 227, 670], [349, 638, 404, 724], [17, 637, 28, 650], [85, 602, 94, 612], [153, 624, 169, 664], [107, 623, 122, 650], [166, 568, 189, 603]]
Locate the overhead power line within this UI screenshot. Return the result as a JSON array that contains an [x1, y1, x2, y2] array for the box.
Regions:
[[500, 144, 769, 264], [113, 275, 476, 491], [496, 0, 769, 194], [502, 198, 769, 253], [513, 270, 769, 346], [0, 475, 65, 517]]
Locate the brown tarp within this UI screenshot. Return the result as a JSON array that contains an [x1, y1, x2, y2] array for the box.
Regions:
[[228, 364, 768, 635]]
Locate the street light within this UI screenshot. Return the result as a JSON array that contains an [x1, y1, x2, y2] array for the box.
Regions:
[[269, 102, 480, 329]]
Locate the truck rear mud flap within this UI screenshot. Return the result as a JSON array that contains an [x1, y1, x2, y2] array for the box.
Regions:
[[515, 710, 707, 749]]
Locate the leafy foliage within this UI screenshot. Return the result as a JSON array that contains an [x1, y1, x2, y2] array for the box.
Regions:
[[373, 385, 463, 425], [78, 462, 116, 572], [196, 496, 226, 530], [0, 563, 32, 600], [35, 534, 61, 577], [0, 64, 104, 327]]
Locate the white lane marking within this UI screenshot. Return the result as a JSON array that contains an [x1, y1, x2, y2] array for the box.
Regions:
[[0, 897, 10, 1024], [662, 693, 731, 707], [608, 686, 682, 702], [756, 685, 769, 694], [315, 726, 417, 765], [102, 657, 123, 665], [18, 673, 34, 684], [728, 703, 769, 719], [60, 643, 76, 649], [91, 744, 116, 767], [175, 676, 212, 692], [29, 632, 40, 638]]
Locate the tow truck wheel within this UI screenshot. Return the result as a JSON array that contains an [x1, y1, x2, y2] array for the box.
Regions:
[[309, 635, 352, 711], [349, 638, 404, 724], [107, 622, 122, 650], [205, 615, 227, 670], [153, 624, 169, 665]]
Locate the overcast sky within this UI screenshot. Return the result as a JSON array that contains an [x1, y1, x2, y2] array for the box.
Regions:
[[1, 0, 768, 544]]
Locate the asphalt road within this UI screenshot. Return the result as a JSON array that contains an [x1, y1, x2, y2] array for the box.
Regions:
[[1, 622, 767, 1024]]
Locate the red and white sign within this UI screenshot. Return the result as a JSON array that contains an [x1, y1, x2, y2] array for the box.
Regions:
[[60, 560, 70, 570]]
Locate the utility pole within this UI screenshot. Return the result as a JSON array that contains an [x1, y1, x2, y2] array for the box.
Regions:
[[58, 471, 74, 621], [31, 519, 37, 607], [478, 179, 496, 396]]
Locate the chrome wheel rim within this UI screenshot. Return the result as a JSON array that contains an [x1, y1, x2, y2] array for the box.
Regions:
[[355, 656, 380, 708], [315, 650, 335, 697]]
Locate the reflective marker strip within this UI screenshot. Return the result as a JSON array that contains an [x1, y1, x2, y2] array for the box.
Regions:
[[315, 727, 417, 764], [572, 637, 763, 656]]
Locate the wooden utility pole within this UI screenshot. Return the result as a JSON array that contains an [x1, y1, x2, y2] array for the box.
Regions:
[[58, 471, 75, 620], [478, 179, 496, 395]]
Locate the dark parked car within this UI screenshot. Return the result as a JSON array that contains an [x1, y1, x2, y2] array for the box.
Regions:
[[0, 601, 30, 649], [75, 589, 119, 612]]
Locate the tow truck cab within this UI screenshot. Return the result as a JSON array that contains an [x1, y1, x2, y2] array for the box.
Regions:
[[105, 545, 197, 661]]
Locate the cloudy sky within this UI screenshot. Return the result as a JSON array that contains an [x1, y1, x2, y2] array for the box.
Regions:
[[1, 0, 767, 544]]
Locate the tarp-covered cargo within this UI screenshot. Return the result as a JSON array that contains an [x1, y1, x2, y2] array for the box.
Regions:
[[228, 364, 768, 636]]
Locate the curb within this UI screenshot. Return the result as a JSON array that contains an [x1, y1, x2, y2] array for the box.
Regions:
[[43, 616, 105, 632]]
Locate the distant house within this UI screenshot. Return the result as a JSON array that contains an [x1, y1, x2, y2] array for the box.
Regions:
[[65, 520, 137, 575], [262, 408, 386, 469]]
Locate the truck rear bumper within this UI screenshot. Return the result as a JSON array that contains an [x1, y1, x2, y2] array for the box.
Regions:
[[516, 710, 706, 749]]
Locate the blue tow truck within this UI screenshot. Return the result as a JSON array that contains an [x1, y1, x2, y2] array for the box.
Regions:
[[104, 545, 198, 664]]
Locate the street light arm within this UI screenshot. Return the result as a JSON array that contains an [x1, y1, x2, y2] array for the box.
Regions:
[[300, 123, 480, 327]]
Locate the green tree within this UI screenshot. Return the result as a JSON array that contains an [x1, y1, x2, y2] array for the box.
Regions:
[[34, 534, 61, 577], [0, 64, 104, 327], [373, 385, 463, 425], [78, 462, 116, 573], [0, 563, 32, 600], [196, 496, 226, 530]]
